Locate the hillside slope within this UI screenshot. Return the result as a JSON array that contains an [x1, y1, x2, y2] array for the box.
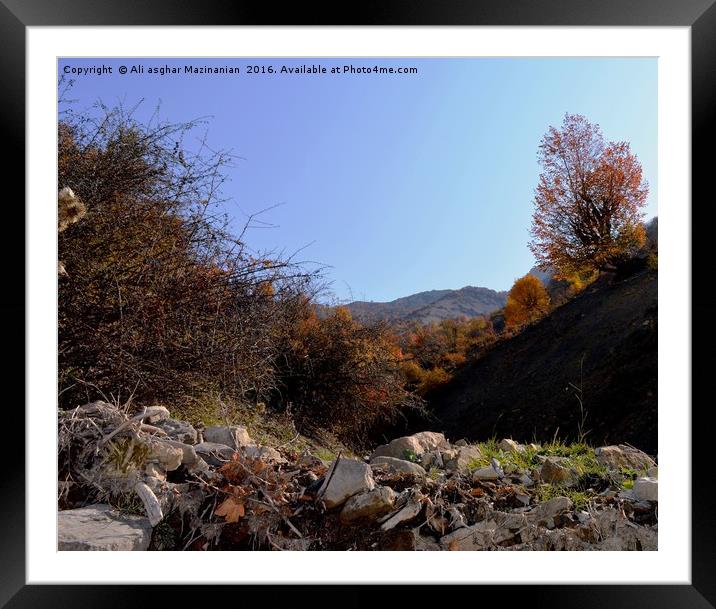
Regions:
[[421, 267, 658, 453], [348, 286, 507, 324]]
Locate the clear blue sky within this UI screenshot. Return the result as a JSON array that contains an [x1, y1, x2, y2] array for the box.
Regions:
[[58, 58, 657, 302]]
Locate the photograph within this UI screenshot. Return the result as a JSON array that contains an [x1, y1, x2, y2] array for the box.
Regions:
[[56, 56, 660, 553]]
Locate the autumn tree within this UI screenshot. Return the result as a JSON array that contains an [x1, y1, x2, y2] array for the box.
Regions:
[[503, 274, 550, 328], [530, 113, 648, 276]]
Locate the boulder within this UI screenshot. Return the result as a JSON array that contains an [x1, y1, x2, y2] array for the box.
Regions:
[[203, 425, 253, 449], [594, 445, 656, 471], [194, 442, 236, 466], [318, 458, 375, 508], [142, 406, 171, 424], [472, 465, 500, 481], [371, 432, 449, 461], [340, 486, 397, 523], [420, 450, 444, 469], [243, 444, 286, 464], [159, 438, 199, 465], [440, 520, 498, 550], [499, 438, 524, 453], [145, 463, 166, 480], [633, 477, 658, 502], [370, 456, 426, 476], [527, 496, 573, 528], [540, 457, 576, 485], [379, 495, 424, 531], [156, 419, 197, 444], [58, 505, 152, 551], [146, 439, 184, 472], [444, 446, 482, 473]]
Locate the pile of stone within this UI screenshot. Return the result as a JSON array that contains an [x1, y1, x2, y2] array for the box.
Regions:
[[57, 402, 658, 551]]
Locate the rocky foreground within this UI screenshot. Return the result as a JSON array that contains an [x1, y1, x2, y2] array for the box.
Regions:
[[58, 402, 658, 551]]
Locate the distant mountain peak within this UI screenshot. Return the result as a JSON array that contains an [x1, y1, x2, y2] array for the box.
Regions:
[[346, 285, 507, 324]]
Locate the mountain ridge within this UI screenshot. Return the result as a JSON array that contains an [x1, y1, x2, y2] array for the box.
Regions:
[[346, 285, 508, 324]]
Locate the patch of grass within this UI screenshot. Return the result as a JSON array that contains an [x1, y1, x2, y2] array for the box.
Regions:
[[403, 449, 420, 463], [622, 479, 634, 490], [536, 484, 594, 511], [314, 448, 337, 463], [427, 467, 443, 481]]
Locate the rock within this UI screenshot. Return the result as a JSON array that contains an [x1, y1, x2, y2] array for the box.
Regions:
[[159, 438, 199, 465], [499, 438, 524, 453], [518, 473, 535, 487], [203, 425, 253, 449], [73, 401, 125, 427], [371, 432, 449, 461], [528, 496, 573, 528], [539, 457, 576, 485], [594, 445, 656, 471], [318, 458, 375, 508], [379, 495, 424, 531], [381, 528, 440, 551], [440, 520, 497, 550], [444, 446, 482, 473], [454, 439, 469, 447], [243, 444, 286, 464], [298, 454, 326, 469], [146, 439, 184, 472], [145, 463, 166, 480], [421, 450, 444, 469], [491, 458, 505, 477], [647, 466, 658, 478], [340, 486, 397, 523], [143, 406, 171, 424], [633, 477, 658, 502], [156, 419, 197, 444], [194, 442, 236, 466], [58, 505, 152, 551], [472, 465, 500, 481], [370, 456, 426, 476]]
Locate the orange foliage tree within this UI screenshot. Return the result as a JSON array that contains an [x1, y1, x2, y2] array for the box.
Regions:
[[503, 275, 550, 328], [530, 113, 648, 276]]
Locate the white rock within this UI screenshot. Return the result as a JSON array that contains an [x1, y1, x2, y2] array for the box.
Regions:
[[243, 444, 286, 464], [379, 496, 424, 531], [539, 457, 576, 485], [527, 496, 573, 528], [143, 406, 171, 424], [159, 438, 199, 465], [594, 445, 655, 471], [370, 456, 426, 476], [58, 505, 152, 551], [472, 466, 499, 481], [633, 477, 658, 502], [340, 486, 396, 522], [499, 438, 525, 453], [371, 432, 449, 461], [318, 458, 375, 508], [156, 419, 197, 444], [194, 442, 235, 466], [203, 425, 253, 449], [146, 439, 184, 471], [440, 520, 497, 550]]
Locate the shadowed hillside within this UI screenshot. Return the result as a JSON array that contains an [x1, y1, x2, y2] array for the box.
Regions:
[[418, 266, 658, 453]]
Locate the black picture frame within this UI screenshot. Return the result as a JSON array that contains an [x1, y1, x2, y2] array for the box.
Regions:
[[4, 1, 712, 607]]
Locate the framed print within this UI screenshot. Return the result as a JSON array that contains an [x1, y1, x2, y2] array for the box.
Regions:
[[5, 0, 714, 607]]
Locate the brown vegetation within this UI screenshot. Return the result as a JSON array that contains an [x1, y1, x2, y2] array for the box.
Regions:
[[57, 103, 413, 447], [530, 113, 648, 277]]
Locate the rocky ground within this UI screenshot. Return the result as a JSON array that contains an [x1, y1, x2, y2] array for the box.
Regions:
[[58, 402, 658, 551]]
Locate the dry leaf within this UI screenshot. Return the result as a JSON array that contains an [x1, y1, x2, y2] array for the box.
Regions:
[[215, 496, 246, 523]]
